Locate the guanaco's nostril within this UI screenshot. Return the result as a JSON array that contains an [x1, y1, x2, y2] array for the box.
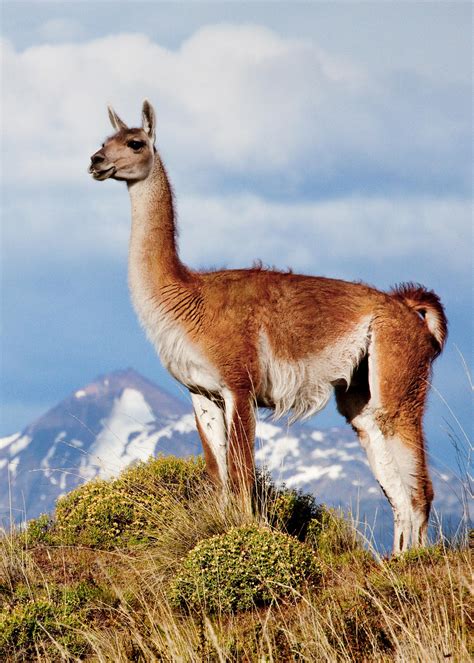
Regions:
[[91, 153, 105, 165]]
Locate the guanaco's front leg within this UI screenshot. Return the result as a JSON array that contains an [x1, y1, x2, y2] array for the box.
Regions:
[[191, 393, 227, 488], [224, 389, 256, 493]]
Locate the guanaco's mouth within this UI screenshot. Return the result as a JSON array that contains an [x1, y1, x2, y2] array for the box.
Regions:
[[89, 165, 116, 181]]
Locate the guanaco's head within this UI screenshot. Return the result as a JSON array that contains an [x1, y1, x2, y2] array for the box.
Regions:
[[89, 100, 156, 182]]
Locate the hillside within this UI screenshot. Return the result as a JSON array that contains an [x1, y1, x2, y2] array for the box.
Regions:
[[0, 369, 467, 551], [0, 455, 471, 662]]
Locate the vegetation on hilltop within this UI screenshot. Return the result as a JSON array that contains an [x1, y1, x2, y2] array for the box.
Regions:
[[0, 455, 472, 661]]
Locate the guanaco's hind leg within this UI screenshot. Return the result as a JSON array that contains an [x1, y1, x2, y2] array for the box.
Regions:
[[336, 317, 434, 553]]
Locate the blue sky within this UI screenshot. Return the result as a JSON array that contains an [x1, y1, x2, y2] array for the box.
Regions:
[[1, 2, 472, 472]]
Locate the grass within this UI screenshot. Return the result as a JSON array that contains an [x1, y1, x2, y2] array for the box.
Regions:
[[0, 455, 472, 661]]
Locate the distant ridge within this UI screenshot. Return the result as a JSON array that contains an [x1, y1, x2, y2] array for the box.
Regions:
[[0, 369, 199, 521], [0, 369, 466, 549]]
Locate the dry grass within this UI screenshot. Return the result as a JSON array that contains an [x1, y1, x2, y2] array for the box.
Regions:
[[78, 544, 473, 662], [0, 460, 472, 662]]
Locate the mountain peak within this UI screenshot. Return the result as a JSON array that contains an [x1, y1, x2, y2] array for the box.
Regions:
[[0, 367, 200, 522], [15, 368, 188, 441], [71, 367, 185, 406], [74, 368, 159, 400], [96, 367, 144, 383]]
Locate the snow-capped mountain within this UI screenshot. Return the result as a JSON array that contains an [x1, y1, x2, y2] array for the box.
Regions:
[[0, 369, 200, 522], [0, 369, 467, 547]]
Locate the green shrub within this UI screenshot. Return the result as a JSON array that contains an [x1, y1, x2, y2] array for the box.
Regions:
[[26, 457, 360, 560], [0, 599, 58, 655], [29, 455, 206, 549], [260, 475, 324, 541], [0, 580, 112, 659], [25, 513, 54, 545], [390, 543, 445, 566], [256, 473, 361, 561], [169, 524, 321, 613], [306, 506, 361, 560]]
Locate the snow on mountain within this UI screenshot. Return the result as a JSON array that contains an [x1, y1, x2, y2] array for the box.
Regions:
[[0, 369, 200, 522], [0, 369, 467, 548]]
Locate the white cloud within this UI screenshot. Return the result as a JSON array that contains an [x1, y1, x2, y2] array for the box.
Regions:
[[1, 23, 470, 299], [1, 25, 469, 192], [2, 183, 130, 261], [3, 184, 470, 280], [177, 194, 471, 275]]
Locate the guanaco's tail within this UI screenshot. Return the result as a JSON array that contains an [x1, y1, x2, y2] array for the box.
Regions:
[[390, 282, 448, 357]]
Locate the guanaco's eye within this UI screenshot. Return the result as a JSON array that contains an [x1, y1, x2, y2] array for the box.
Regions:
[[127, 140, 146, 150]]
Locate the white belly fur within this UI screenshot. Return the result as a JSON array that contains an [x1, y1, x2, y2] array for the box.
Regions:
[[258, 316, 372, 422]]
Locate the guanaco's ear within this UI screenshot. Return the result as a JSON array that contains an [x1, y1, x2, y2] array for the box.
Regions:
[[141, 99, 156, 142], [107, 105, 128, 132]]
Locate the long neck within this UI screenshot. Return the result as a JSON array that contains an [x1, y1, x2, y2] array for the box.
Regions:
[[128, 156, 189, 287]]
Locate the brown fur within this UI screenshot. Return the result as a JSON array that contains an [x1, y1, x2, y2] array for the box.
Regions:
[[90, 101, 448, 550]]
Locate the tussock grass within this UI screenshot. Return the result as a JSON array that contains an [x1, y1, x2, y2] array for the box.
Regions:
[[0, 455, 472, 661]]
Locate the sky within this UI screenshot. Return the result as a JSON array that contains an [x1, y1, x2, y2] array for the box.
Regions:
[[1, 2, 472, 473]]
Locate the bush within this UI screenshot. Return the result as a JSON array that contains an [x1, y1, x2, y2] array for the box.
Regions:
[[306, 506, 361, 560], [0, 580, 111, 659], [259, 474, 323, 541], [0, 599, 60, 657], [25, 514, 54, 545], [26, 457, 361, 561], [28, 456, 206, 549], [256, 473, 362, 560], [169, 524, 321, 613]]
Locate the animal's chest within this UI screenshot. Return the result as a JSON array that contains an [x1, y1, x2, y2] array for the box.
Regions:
[[133, 289, 222, 393], [157, 316, 221, 392]]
